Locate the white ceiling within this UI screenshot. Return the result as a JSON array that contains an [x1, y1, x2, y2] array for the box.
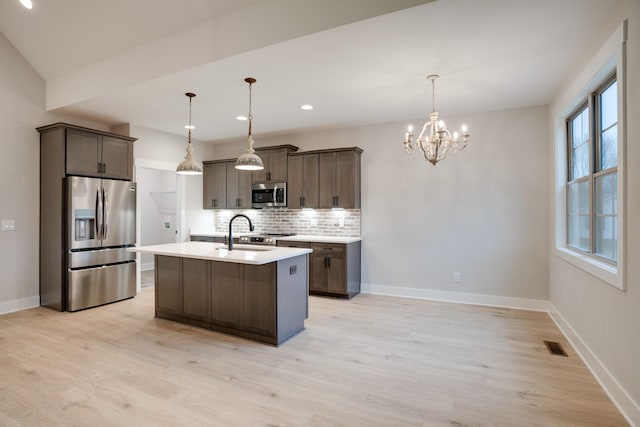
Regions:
[[0, 0, 622, 143]]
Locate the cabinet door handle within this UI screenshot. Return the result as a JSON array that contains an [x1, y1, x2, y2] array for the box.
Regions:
[[300, 196, 304, 206], [267, 171, 271, 181], [102, 163, 106, 174], [213, 199, 217, 207]]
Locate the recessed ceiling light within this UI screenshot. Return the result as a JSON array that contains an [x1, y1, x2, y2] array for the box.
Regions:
[[20, 0, 33, 9], [236, 115, 248, 121], [300, 104, 314, 111]]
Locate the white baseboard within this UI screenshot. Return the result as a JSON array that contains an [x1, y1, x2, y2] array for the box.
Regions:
[[549, 304, 639, 427], [0, 295, 40, 315], [361, 283, 550, 311]]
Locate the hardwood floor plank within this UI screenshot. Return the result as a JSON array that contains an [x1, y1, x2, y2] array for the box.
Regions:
[[0, 289, 628, 426]]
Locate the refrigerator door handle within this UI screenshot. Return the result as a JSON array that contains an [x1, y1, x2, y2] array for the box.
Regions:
[[102, 187, 108, 240], [95, 188, 102, 240]]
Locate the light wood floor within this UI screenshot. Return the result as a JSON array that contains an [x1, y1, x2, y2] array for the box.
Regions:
[[0, 289, 628, 426]]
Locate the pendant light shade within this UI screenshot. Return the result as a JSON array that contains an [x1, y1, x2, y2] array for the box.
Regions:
[[235, 78, 264, 171], [177, 92, 203, 175]]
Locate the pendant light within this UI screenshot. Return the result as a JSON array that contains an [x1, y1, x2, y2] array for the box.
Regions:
[[176, 92, 203, 175], [235, 77, 264, 170]]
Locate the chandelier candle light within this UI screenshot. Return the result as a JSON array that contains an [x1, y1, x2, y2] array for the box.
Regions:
[[235, 77, 264, 171], [176, 92, 203, 175], [403, 74, 469, 166]]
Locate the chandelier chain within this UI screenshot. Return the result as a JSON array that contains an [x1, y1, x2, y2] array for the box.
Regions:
[[431, 78, 436, 113]]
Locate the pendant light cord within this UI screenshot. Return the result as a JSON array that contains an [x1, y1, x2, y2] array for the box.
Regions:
[[188, 95, 193, 143], [247, 80, 253, 138]]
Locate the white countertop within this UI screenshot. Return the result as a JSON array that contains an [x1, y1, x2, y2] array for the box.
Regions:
[[190, 230, 361, 245], [278, 235, 361, 244], [128, 242, 312, 265]]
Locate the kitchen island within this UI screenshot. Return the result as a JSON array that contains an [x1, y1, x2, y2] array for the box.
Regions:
[[128, 242, 312, 346]]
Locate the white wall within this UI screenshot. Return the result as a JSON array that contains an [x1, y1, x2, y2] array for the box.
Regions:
[[128, 124, 215, 241], [137, 168, 177, 269], [0, 32, 109, 314], [213, 105, 550, 306], [548, 1, 640, 423]]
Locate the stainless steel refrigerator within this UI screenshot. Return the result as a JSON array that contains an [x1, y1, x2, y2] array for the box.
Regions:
[[66, 176, 136, 311]]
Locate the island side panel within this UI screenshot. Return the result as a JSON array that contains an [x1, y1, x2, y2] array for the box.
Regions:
[[346, 241, 361, 298], [276, 255, 308, 344]]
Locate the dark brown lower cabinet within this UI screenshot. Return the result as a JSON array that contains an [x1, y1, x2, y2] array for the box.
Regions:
[[243, 263, 276, 336], [155, 256, 210, 327], [154, 254, 307, 345], [182, 258, 210, 322], [279, 240, 361, 299], [210, 261, 243, 329], [155, 255, 181, 315]]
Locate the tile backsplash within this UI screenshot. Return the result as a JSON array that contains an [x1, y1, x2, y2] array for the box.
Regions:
[[212, 209, 360, 237]]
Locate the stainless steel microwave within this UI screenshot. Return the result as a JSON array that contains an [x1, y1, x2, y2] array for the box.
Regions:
[[251, 182, 287, 208]]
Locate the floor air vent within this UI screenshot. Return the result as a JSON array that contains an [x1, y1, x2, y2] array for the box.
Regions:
[[544, 341, 568, 357]]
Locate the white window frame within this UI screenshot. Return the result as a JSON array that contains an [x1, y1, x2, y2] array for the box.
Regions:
[[553, 20, 627, 290]]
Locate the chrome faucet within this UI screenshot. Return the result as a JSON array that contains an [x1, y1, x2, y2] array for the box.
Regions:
[[228, 214, 254, 250]]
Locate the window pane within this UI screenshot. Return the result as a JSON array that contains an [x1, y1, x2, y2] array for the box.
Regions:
[[613, 173, 618, 214], [600, 125, 617, 170], [571, 148, 579, 180], [578, 180, 589, 214], [567, 183, 578, 214], [568, 215, 579, 247], [578, 215, 590, 251], [571, 106, 588, 148], [595, 174, 613, 215], [601, 80, 617, 130], [571, 145, 589, 180], [595, 216, 617, 261], [571, 117, 581, 148], [581, 108, 589, 143]]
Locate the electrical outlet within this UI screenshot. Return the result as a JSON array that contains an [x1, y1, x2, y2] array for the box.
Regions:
[[1, 220, 16, 231], [452, 272, 461, 282]]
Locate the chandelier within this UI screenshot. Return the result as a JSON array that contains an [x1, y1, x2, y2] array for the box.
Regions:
[[176, 92, 203, 175], [235, 77, 264, 170], [403, 74, 469, 166]]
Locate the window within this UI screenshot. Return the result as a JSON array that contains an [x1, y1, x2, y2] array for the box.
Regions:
[[566, 75, 618, 263], [553, 19, 626, 290]]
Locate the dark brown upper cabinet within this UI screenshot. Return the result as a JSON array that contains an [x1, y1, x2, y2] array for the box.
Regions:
[[288, 153, 319, 209], [65, 128, 134, 180], [203, 159, 252, 209], [318, 148, 362, 209], [252, 145, 298, 183]]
